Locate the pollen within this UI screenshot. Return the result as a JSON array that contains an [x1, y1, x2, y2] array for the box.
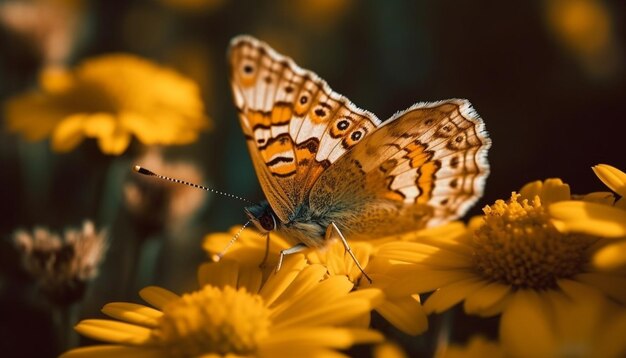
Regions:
[[155, 285, 270, 356], [472, 193, 595, 289]]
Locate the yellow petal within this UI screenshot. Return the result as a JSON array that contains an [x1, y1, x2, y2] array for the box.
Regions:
[[235, 264, 264, 294], [389, 270, 476, 296], [375, 296, 428, 335], [101, 302, 162, 327], [550, 201, 626, 237], [82, 113, 116, 137], [74, 319, 153, 345], [259, 254, 308, 306], [597, 310, 626, 358], [593, 241, 626, 270], [197, 260, 239, 289], [575, 273, 626, 304], [263, 327, 382, 349], [270, 264, 328, 307], [582, 191, 616, 205], [276, 299, 374, 329], [60, 345, 165, 358], [540, 178, 571, 204], [463, 282, 511, 316], [51, 114, 86, 152], [499, 291, 555, 357], [376, 242, 473, 269], [5, 93, 56, 140], [138, 286, 179, 309], [423, 278, 486, 314], [520, 179, 570, 204], [259, 347, 348, 358], [373, 342, 408, 358], [519, 180, 543, 202], [593, 164, 626, 198], [97, 125, 131, 155], [270, 276, 355, 325], [40, 67, 74, 94]]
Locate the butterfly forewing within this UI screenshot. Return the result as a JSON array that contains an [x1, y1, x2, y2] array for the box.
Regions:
[[229, 36, 381, 221]]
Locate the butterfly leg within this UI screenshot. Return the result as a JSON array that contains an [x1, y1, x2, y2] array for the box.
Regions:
[[259, 233, 271, 269], [326, 222, 373, 284], [276, 243, 308, 273]]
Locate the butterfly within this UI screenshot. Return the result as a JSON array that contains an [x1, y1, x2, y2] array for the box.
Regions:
[[228, 35, 490, 280]]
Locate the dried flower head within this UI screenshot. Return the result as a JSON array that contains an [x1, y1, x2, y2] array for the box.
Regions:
[[13, 221, 108, 305], [124, 148, 207, 234]]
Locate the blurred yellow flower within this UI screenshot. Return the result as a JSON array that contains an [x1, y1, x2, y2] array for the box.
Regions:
[[545, 0, 621, 78], [373, 342, 408, 358], [551, 164, 626, 269], [376, 179, 626, 320], [285, 0, 354, 32], [204, 228, 428, 335], [61, 257, 383, 357], [437, 336, 504, 358], [5, 54, 209, 155], [501, 281, 626, 357]]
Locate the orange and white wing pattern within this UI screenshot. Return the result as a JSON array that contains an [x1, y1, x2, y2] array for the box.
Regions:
[[229, 35, 382, 219], [310, 99, 490, 236]]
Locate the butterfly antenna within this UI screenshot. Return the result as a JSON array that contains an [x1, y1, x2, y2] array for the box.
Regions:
[[133, 165, 254, 204], [211, 219, 252, 262]]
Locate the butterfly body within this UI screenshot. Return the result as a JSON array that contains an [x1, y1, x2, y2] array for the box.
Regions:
[[230, 36, 491, 256]]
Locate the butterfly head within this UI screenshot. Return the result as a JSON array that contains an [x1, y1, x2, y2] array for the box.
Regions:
[[244, 201, 277, 233]]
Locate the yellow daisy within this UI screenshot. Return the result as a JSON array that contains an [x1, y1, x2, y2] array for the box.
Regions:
[[500, 281, 626, 357], [61, 256, 383, 357], [550, 164, 626, 269], [204, 228, 428, 335], [375, 178, 626, 320], [5, 54, 209, 155]]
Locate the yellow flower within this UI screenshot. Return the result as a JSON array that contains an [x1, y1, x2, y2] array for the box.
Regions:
[[437, 336, 504, 358], [61, 256, 383, 357], [500, 281, 626, 357], [550, 164, 626, 269], [375, 179, 626, 320], [545, 0, 619, 78], [5, 54, 209, 154], [204, 228, 428, 336]]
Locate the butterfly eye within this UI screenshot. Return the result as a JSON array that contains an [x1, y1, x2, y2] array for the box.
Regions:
[[259, 212, 275, 231]]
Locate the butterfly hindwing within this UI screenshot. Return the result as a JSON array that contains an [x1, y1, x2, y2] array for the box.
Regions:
[[229, 36, 381, 221], [309, 99, 491, 238]]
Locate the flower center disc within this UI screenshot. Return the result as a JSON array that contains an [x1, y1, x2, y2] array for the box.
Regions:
[[472, 194, 594, 289], [156, 285, 270, 356]]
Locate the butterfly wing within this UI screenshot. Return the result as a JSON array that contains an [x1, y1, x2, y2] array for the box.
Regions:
[[309, 99, 491, 239], [229, 36, 382, 222]]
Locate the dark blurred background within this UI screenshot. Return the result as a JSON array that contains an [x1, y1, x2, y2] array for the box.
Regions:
[[0, 0, 624, 356]]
